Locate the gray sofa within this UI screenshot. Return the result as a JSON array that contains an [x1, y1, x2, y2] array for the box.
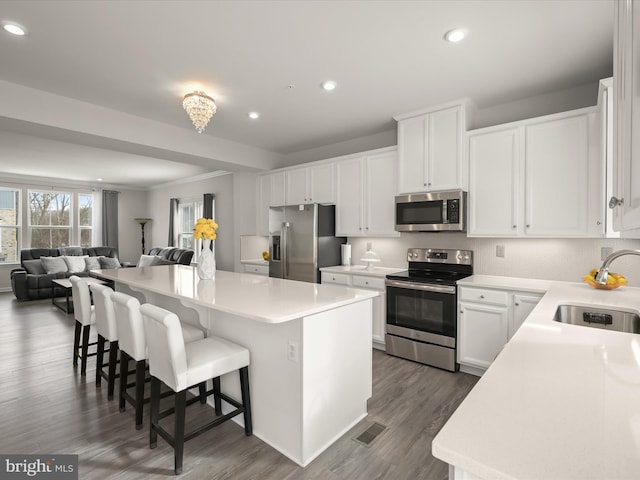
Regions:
[[146, 247, 194, 266], [11, 246, 119, 301]]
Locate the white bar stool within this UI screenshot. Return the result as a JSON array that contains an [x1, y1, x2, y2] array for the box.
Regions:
[[90, 283, 119, 400], [69, 275, 96, 376], [140, 303, 252, 475], [111, 292, 206, 430]]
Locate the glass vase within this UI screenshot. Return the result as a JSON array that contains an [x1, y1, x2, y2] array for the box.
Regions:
[[197, 238, 216, 280]]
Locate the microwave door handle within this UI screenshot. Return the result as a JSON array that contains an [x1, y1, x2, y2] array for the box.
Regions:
[[442, 200, 448, 224]]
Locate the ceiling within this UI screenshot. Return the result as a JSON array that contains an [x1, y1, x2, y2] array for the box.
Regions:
[[0, 0, 614, 188]]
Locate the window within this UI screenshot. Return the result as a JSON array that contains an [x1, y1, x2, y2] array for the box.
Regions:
[[78, 193, 94, 247], [29, 191, 72, 248], [178, 200, 203, 252], [0, 188, 20, 263]]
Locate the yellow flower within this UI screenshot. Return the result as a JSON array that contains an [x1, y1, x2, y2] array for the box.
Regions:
[[193, 217, 218, 240]]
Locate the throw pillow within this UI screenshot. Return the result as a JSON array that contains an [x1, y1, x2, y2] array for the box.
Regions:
[[137, 254, 160, 267], [63, 255, 89, 273], [23, 259, 46, 275], [99, 257, 121, 269], [85, 256, 104, 271], [40, 256, 68, 274]]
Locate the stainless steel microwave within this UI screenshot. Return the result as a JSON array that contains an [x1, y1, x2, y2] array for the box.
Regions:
[[395, 190, 466, 232]]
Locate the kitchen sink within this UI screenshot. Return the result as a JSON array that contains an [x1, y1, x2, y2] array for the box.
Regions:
[[553, 304, 640, 333]]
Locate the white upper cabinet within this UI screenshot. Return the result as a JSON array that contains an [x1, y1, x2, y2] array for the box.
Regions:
[[612, 1, 640, 236], [270, 171, 286, 207], [395, 100, 471, 194], [256, 171, 286, 236], [336, 148, 398, 237], [468, 127, 522, 236], [285, 163, 335, 205], [468, 108, 604, 237]]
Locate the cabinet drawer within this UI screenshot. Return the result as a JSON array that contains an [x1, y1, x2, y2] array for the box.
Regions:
[[459, 287, 508, 306], [352, 276, 385, 290], [243, 264, 269, 275], [321, 272, 351, 286]]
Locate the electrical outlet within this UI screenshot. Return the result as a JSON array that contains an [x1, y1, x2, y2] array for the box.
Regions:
[[287, 340, 299, 363], [601, 247, 613, 261], [496, 245, 505, 258]]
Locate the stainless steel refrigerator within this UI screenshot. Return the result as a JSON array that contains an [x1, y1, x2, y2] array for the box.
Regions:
[[269, 204, 346, 283]]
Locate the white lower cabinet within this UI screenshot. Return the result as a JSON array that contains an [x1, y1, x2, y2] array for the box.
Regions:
[[242, 263, 269, 276], [458, 286, 542, 375], [321, 272, 387, 349]]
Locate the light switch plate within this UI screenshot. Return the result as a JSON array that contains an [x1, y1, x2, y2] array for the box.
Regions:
[[496, 245, 505, 258]]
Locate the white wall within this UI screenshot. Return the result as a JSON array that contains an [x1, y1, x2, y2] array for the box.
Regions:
[[347, 235, 640, 287], [146, 173, 235, 272], [118, 189, 152, 264], [232, 172, 259, 271]]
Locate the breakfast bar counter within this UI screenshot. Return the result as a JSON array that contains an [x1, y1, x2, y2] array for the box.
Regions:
[[433, 281, 640, 480], [94, 264, 377, 467]]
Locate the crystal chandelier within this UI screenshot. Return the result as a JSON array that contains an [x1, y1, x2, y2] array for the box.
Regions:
[[182, 91, 216, 133]]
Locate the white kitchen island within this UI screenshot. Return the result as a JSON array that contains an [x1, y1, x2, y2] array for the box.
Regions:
[[93, 264, 377, 467], [433, 281, 640, 480]]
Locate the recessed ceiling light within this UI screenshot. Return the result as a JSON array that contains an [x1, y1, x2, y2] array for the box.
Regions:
[[3, 22, 27, 36], [444, 28, 466, 43], [248, 111, 260, 120], [97, 178, 103, 182], [322, 80, 337, 91]]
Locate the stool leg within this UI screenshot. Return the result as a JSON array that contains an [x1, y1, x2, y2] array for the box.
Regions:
[[174, 390, 186, 475], [73, 321, 81, 367], [213, 377, 222, 415], [107, 340, 118, 400], [80, 324, 91, 376], [95, 334, 105, 387], [239, 367, 252, 436], [119, 351, 129, 413], [150, 377, 160, 449], [198, 381, 207, 404], [135, 360, 146, 430]]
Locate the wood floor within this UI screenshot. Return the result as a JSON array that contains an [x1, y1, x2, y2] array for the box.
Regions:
[[0, 292, 478, 479]]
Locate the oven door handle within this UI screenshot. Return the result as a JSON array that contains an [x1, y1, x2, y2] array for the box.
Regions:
[[385, 279, 456, 294]]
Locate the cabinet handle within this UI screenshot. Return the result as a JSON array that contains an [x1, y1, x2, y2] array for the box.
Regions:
[[596, 221, 602, 226], [460, 310, 464, 314], [526, 224, 530, 228], [515, 302, 520, 306], [512, 225, 517, 229], [479, 295, 485, 299], [609, 196, 624, 209]]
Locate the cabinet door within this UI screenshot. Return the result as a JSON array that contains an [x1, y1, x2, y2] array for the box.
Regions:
[[510, 293, 542, 339], [364, 151, 399, 236], [309, 163, 335, 204], [270, 172, 286, 207], [428, 106, 463, 191], [458, 302, 509, 370], [613, 0, 640, 233], [397, 115, 427, 193], [468, 127, 522, 236], [371, 293, 385, 347], [336, 157, 364, 236], [525, 115, 591, 236], [285, 168, 308, 205], [257, 174, 272, 236]]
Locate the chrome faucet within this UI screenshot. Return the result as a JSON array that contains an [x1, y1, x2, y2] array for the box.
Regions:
[[594, 249, 640, 284]]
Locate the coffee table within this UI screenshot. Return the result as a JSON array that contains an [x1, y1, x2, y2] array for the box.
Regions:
[[51, 277, 108, 314]]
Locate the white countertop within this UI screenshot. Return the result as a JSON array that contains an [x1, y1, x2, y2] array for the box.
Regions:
[[94, 264, 377, 324], [457, 274, 557, 293], [320, 265, 405, 278], [241, 258, 268, 266], [433, 281, 640, 480]]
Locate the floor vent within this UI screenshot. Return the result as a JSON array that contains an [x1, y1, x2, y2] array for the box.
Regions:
[[353, 422, 387, 447]]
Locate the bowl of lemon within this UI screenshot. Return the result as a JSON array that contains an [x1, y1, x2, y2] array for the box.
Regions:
[[583, 268, 628, 290]]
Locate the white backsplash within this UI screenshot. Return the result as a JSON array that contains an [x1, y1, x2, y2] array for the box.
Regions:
[[240, 235, 269, 261], [347, 235, 640, 287]]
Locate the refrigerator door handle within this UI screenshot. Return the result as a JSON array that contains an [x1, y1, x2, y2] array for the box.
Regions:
[[282, 222, 289, 278]]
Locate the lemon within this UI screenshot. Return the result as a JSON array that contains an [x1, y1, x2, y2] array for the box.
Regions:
[[618, 277, 628, 286], [589, 268, 598, 277], [606, 276, 617, 285], [583, 274, 595, 282]]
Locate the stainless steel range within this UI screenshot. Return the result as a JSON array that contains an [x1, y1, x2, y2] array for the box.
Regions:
[[385, 248, 473, 372]]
